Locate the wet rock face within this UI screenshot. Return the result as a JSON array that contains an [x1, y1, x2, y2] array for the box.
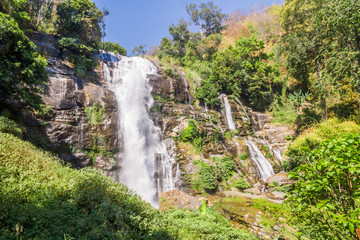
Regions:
[[23, 32, 120, 172]]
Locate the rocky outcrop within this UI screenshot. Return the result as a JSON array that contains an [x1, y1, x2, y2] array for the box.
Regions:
[[159, 190, 204, 211], [23, 32, 120, 173]]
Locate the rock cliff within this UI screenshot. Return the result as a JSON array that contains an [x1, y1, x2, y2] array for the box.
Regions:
[[24, 32, 294, 194]]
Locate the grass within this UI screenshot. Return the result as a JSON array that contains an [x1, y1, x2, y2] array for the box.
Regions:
[[270, 102, 298, 124], [290, 118, 360, 150], [212, 196, 300, 239]]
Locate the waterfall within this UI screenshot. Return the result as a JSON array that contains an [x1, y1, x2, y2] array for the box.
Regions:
[[102, 52, 176, 207], [245, 140, 275, 181], [182, 76, 192, 105], [222, 95, 236, 131]]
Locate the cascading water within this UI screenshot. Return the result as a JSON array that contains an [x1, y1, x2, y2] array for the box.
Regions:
[[222, 95, 236, 131], [101, 52, 176, 207], [245, 140, 275, 181]]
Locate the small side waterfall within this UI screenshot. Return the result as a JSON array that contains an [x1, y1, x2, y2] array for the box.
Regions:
[[102, 52, 176, 207], [246, 140, 275, 181], [222, 95, 236, 131]]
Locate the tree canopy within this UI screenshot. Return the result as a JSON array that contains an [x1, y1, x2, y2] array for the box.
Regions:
[[186, 1, 227, 38], [0, 12, 47, 110]]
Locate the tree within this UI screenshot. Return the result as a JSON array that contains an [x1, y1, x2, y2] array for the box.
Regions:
[[56, 0, 103, 76], [100, 6, 109, 43], [168, 19, 191, 57], [197, 37, 279, 110], [132, 44, 147, 56], [0, 13, 47, 109], [286, 134, 360, 239], [56, 0, 103, 45], [99, 41, 127, 56], [186, 1, 227, 38], [159, 37, 175, 58]]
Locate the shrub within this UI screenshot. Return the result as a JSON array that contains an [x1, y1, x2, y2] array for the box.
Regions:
[[212, 156, 235, 182], [286, 133, 360, 239], [197, 161, 217, 193], [0, 116, 22, 137], [0, 132, 170, 239], [84, 102, 105, 125], [164, 208, 258, 240], [99, 41, 127, 56], [179, 119, 203, 150], [0, 13, 47, 110], [232, 178, 250, 190], [239, 153, 248, 160], [285, 118, 360, 171]]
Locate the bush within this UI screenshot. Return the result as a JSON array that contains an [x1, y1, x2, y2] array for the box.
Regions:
[[84, 102, 105, 125], [0, 116, 21, 137], [285, 118, 360, 171], [179, 119, 203, 150], [0, 132, 169, 239], [99, 41, 127, 56], [232, 178, 250, 190], [0, 13, 47, 110], [212, 156, 235, 182], [286, 133, 360, 239], [238, 153, 248, 160], [164, 208, 258, 240], [197, 161, 218, 193]]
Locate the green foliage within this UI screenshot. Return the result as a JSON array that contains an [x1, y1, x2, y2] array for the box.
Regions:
[[179, 119, 203, 150], [84, 102, 105, 125], [168, 19, 191, 58], [281, 0, 360, 120], [35, 104, 53, 120], [212, 156, 235, 182], [224, 130, 238, 140], [99, 41, 127, 56], [200, 200, 207, 216], [286, 133, 360, 239], [164, 208, 258, 240], [197, 37, 279, 111], [239, 153, 248, 160], [0, 132, 172, 239], [58, 37, 97, 77], [194, 76, 220, 108], [273, 184, 293, 193], [186, 1, 227, 37], [0, 13, 47, 110], [132, 44, 147, 56], [196, 161, 217, 193], [0, 0, 46, 30], [0, 132, 259, 239], [285, 118, 360, 171], [232, 178, 250, 190], [56, 0, 103, 76], [56, 0, 102, 45], [0, 116, 22, 137]]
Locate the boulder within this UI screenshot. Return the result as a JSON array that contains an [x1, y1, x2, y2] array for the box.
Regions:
[[265, 172, 289, 185], [159, 190, 204, 211]]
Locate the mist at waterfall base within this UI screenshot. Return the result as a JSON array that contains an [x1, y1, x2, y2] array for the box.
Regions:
[[101, 52, 176, 207]]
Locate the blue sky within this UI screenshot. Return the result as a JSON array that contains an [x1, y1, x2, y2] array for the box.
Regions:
[[93, 0, 284, 55]]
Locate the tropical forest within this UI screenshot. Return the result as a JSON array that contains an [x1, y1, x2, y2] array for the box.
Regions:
[[0, 0, 359, 239]]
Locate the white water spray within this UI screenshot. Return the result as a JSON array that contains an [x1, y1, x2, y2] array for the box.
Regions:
[[245, 140, 275, 181], [222, 95, 236, 131], [102, 52, 176, 207]]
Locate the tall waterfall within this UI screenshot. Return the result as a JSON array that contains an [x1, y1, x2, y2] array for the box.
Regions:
[[222, 95, 236, 131], [102, 53, 176, 207], [245, 140, 274, 180]]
